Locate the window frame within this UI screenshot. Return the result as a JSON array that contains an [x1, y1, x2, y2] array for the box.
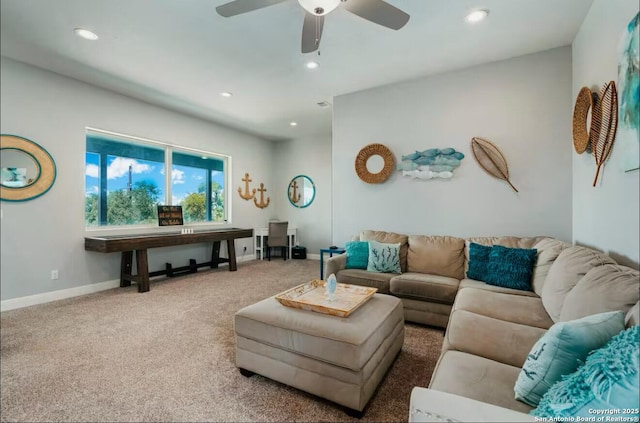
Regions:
[[85, 127, 231, 232]]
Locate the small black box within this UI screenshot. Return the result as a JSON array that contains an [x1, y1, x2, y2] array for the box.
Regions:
[[292, 246, 307, 259]]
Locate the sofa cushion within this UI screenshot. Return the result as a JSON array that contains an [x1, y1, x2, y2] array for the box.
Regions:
[[366, 241, 401, 274], [531, 326, 639, 421], [626, 301, 640, 328], [429, 351, 533, 414], [541, 246, 616, 322], [361, 230, 409, 273], [407, 235, 465, 279], [345, 241, 369, 269], [459, 279, 539, 297], [445, 310, 546, 368], [485, 245, 538, 291], [559, 264, 640, 322], [390, 273, 459, 305], [530, 238, 570, 296], [335, 269, 393, 293], [466, 242, 492, 282], [464, 236, 547, 274], [514, 311, 625, 407], [453, 288, 553, 329]]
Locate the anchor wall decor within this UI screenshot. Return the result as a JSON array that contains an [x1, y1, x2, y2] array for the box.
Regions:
[[288, 180, 301, 204], [254, 183, 270, 209], [237, 172, 256, 200]]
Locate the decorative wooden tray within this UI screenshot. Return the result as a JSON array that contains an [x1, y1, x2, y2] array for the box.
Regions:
[[275, 280, 377, 318]]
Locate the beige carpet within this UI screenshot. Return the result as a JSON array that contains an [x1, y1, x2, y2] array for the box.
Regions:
[[1, 259, 444, 422]]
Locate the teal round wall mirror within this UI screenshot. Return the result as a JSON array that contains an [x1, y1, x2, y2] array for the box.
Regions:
[[288, 175, 315, 208], [0, 134, 56, 202]]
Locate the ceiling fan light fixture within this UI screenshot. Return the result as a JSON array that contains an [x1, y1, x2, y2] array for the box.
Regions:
[[74, 28, 99, 40], [298, 0, 341, 16], [465, 9, 489, 23]]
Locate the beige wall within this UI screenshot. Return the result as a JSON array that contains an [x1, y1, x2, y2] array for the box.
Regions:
[[572, 0, 639, 267], [0, 56, 275, 300], [332, 47, 573, 246]]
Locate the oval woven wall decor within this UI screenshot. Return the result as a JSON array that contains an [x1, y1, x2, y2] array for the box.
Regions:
[[572, 86, 593, 154], [354, 143, 395, 184]]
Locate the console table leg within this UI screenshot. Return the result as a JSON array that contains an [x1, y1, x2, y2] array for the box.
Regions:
[[136, 249, 150, 293], [211, 241, 221, 268], [227, 239, 238, 271], [120, 251, 133, 287]]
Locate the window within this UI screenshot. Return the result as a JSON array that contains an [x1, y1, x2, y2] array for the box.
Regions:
[[85, 129, 228, 228]]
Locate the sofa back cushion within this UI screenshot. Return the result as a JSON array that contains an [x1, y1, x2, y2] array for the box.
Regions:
[[559, 264, 640, 322], [361, 230, 409, 273], [541, 246, 616, 322], [529, 238, 570, 296], [407, 235, 465, 279], [626, 301, 639, 328]]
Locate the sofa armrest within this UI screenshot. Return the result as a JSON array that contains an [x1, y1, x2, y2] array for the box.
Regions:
[[409, 388, 536, 422], [324, 253, 347, 280]]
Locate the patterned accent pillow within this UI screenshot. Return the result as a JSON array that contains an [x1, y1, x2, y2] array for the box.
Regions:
[[514, 311, 625, 406], [531, 325, 639, 420], [486, 245, 538, 291], [367, 241, 401, 274], [345, 241, 369, 269], [466, 242, 492, 281]]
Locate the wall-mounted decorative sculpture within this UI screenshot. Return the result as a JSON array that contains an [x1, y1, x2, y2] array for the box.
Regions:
[[354, 143, 395, 184], [591, 81, 619, 187], [238, 172, 256, 200], [397, 147, 464, 180], [254, 182, 270, 209], [470, 137, 518, 192], [572, 86, 596, 154]]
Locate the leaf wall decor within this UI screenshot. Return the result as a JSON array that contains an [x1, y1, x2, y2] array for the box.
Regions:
[[470, 137, 518, 192], [590, 81, 618, 187]]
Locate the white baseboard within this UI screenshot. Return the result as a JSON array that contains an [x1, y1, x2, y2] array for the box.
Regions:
[[1, 279, 121, 312], [1, 254, 258, 312]]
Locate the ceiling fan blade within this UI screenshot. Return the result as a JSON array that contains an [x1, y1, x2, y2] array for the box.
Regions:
[[216, 0, 288, 17], [342, 0, 409, 30], [301, 11, 324, 53]]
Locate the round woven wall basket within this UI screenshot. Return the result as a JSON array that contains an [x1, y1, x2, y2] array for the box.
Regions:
[[572, 86, 593, 154], [354, 143, 395, 184]]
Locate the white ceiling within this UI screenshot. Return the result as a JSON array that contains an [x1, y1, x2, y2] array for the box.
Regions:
[[0, 0, 593, 141]]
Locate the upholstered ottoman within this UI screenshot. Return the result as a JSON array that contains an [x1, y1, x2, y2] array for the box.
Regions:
[[234, 293, 404, 416]]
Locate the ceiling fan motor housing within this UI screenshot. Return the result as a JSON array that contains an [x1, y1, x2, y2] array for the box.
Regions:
[[298, 0, 341, 16]]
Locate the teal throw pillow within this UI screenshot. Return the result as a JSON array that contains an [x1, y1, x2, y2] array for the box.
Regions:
[[345, 241, 369, 269], [531, 325, 639, 420], [367, 241, 401, 274], [514, 311, 625, 406], [466, 242, 492, 281], [486, 245, 537, 291]]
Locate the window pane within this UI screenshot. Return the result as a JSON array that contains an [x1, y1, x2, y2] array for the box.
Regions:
[[86, 133, 165, 226], [172, 150, 225, 223], [211, 170, 225, 222]]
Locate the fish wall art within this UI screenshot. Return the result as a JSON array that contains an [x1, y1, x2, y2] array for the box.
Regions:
[[397, 147, 464, 180]]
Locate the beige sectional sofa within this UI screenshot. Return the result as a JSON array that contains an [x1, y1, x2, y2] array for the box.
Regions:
[[325, 230, 640, 414]]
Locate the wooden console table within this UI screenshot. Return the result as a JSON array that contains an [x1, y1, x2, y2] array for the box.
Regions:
[[85, 228, 253, 293]]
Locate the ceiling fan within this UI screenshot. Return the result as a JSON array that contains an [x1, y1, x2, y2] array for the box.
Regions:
[[215, 0, 410, 53]]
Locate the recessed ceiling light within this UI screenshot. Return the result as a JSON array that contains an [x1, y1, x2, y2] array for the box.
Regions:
[[220, 92, 233, 98], [74, 28, 99, 40], [290, 122, 298, 127], [465, 9, 489, 23], [305, 61, 319, 69]]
